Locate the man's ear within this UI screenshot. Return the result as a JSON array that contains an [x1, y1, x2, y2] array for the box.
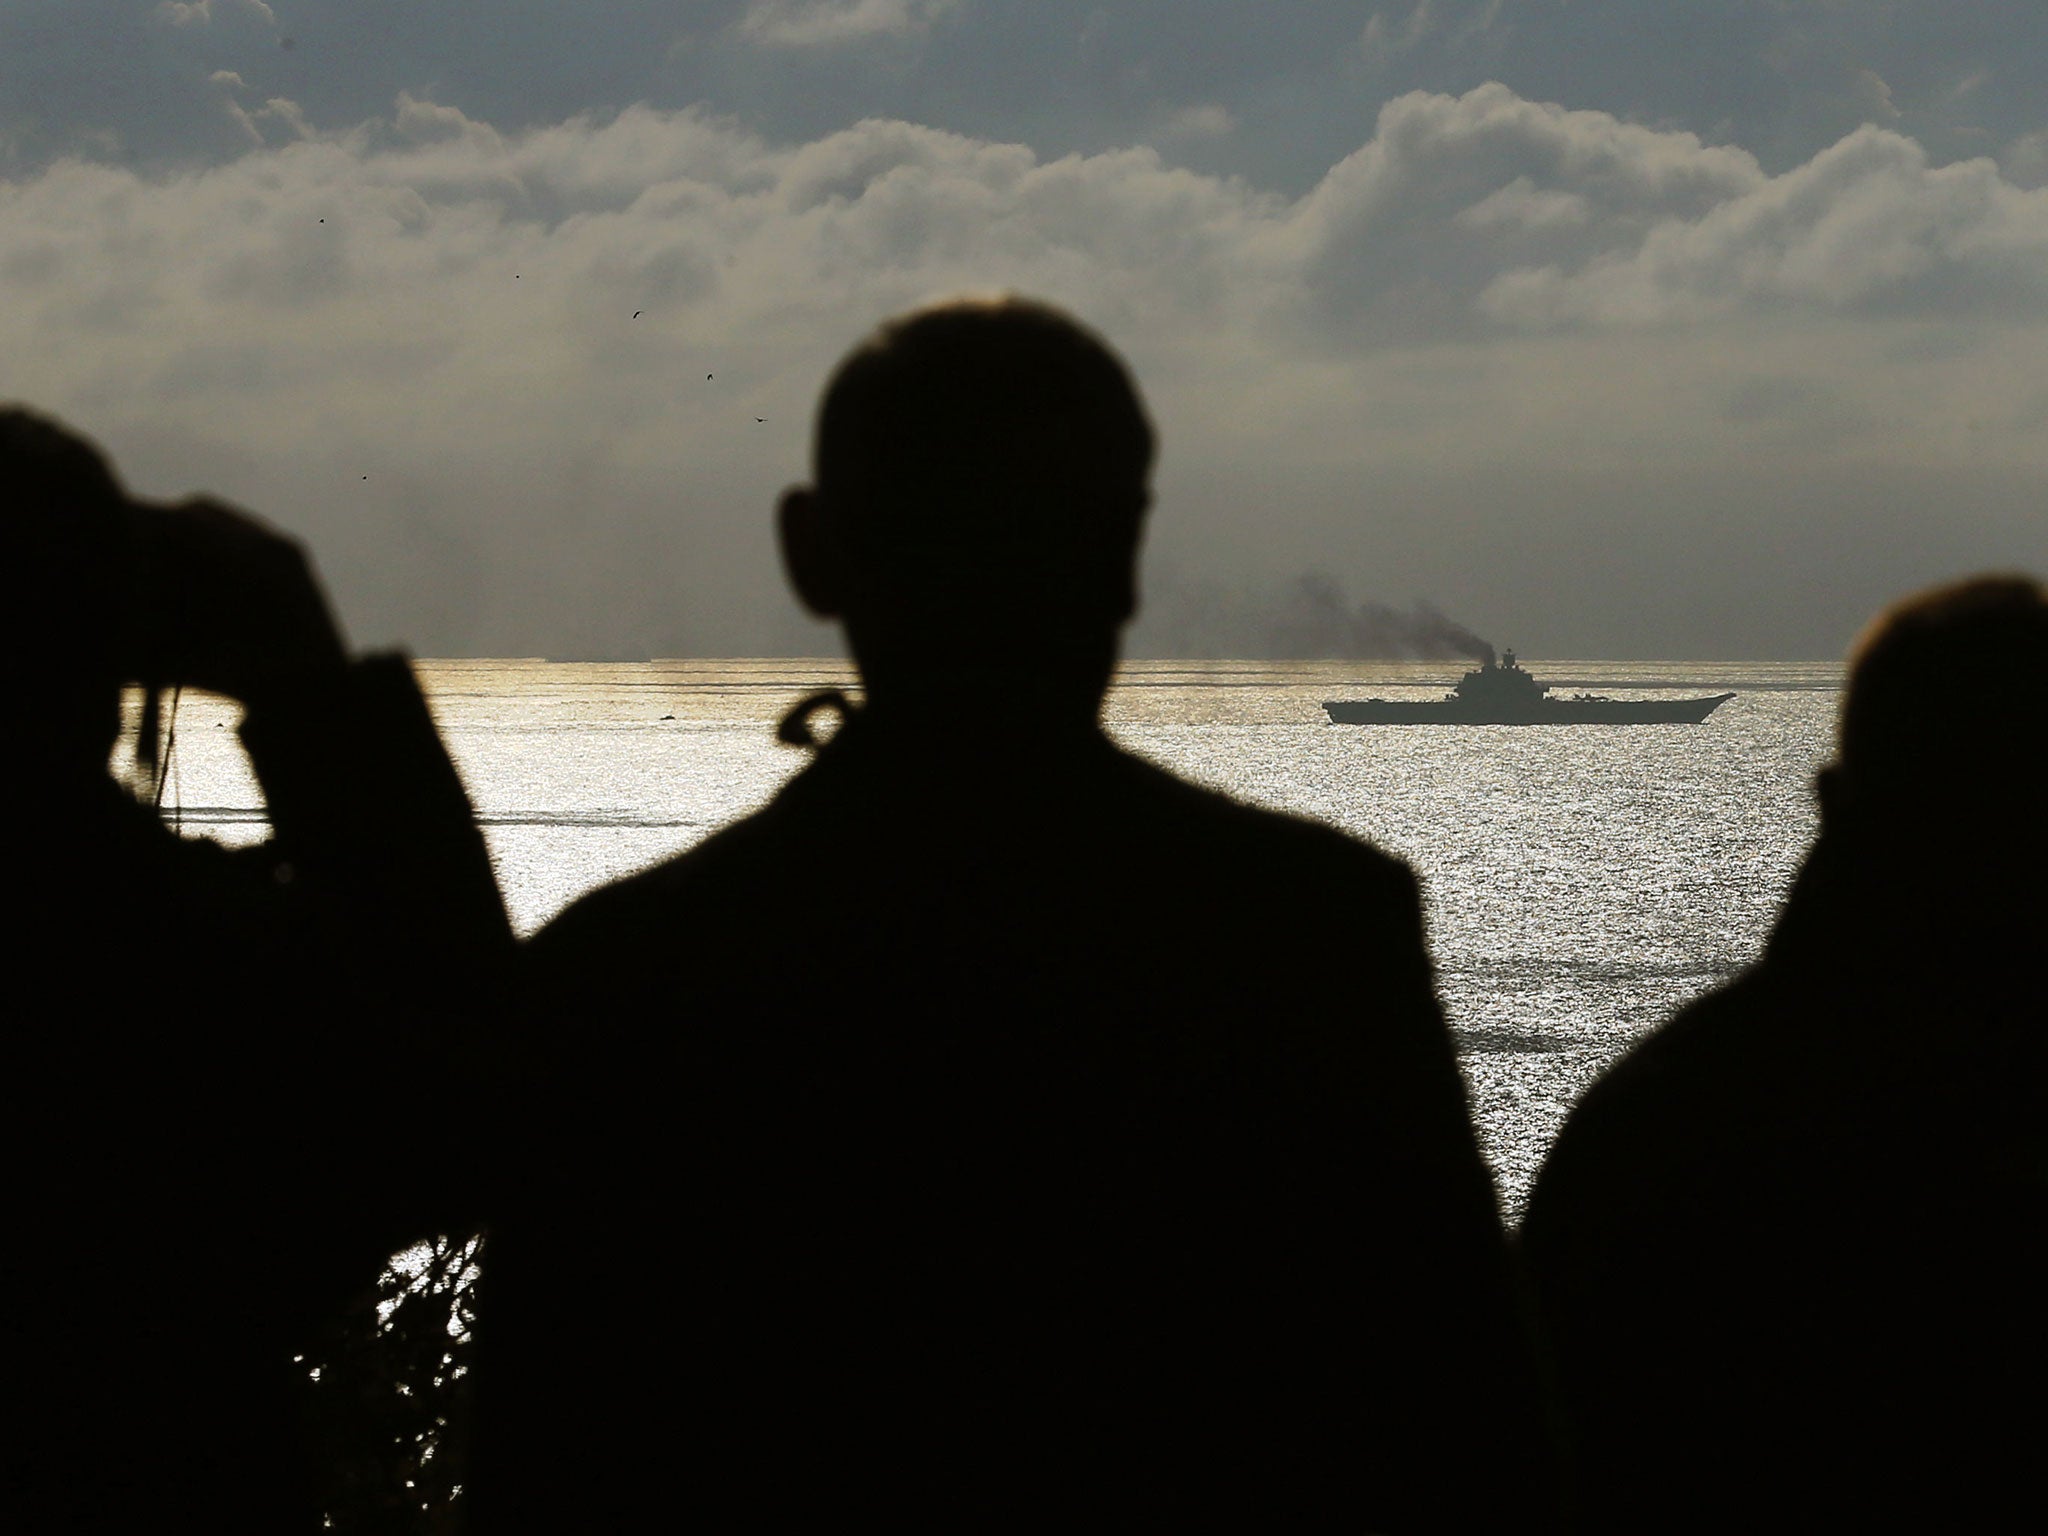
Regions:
[[1111, 495, 1150, 625], [777, 486, 843, 619], [1105, 493, 1155, 626]]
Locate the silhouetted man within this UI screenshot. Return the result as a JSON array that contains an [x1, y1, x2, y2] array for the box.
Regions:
[[1521, 576, 2048, 1531], [477, 297, 1551, 1528], [2, 408, 509, 1527]]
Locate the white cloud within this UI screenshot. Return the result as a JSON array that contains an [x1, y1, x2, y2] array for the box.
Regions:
[[1360, 2, 1437, 65], [1, 85, 2040, 657], [1454, 178, 1590, 232], [390, 93, 510, 155], [1478, 125, 2048, 327], [222, 93, 316, 147], [1850, 68, 1901, 123], [2004, 128, 2048, 190], [1454, 0, 1506, 47], [156, 0, 277, 26], [1279, 85, 1767, 343], [735, 0, 958, 48], [1157, 105, 1237, 143]]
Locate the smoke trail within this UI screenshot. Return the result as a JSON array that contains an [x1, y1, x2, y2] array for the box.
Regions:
[[1131, 570, 1495, 661]]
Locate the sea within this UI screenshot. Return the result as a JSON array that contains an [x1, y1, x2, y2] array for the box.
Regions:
[[140, 656, 1840, 1216]]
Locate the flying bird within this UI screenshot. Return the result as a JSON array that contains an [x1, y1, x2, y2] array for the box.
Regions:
[[706, 373, 713, 380], [633, 311, 642, 319], [755, 418, 765, 423]]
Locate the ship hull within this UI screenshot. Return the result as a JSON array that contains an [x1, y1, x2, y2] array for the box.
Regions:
[[1322, 693, 1735, 725]]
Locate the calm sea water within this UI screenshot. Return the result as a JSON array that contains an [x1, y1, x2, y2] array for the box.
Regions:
[[142, 657, 1839, 1214]]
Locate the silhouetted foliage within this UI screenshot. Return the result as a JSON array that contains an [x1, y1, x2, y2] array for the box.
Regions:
[[306, 1235, 484, 1535]]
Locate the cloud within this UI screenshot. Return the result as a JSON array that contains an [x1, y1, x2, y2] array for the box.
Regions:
[[0, 84, 2041, 658], [11, 1, 2047, 213], [1360, 2, 1439, 66], [222, 93, 316, 148], [2005, 128, 2048, 190], [1849, 68, 1901, 123], [156, 0, 277, 27], [736, 0, 959, 48], [1358, 0, 1508, 78], [1478, 125, 2048, 327], [1281, 84, 1768, 343], [1453, 177, 1590, 232], [1157, 105, 1236, 143]]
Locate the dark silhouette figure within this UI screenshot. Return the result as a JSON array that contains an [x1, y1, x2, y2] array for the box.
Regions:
[[473, 298, 1552, 1528], [1521, 576, 2048, 1531], [1, 408, 510, 1528]]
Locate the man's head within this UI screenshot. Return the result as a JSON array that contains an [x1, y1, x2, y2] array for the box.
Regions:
[[779, 295, 1155, 709], [1819, 574, 2047, 857]]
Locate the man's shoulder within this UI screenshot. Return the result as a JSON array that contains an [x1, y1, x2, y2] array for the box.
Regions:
[[529, 735, 1423, 965], [1555, 969, 1788, 1151], [528, 804, 793, 961], [1102, 745, 1417, 892], [1593, 972, 1775, 1105], [1521, 964, 1800, 1250]]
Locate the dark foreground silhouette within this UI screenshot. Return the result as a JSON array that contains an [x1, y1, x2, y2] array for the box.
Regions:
[[1521, 576, 2048, 1530], [2, 409, 509, 1528], [472, 299, 1554, 1528]]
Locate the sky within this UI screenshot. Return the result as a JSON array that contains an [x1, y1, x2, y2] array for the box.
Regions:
[[4, 0, 2045, 659]]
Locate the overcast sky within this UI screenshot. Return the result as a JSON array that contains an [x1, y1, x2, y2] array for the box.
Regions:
[[5, 0, 2045, 658]]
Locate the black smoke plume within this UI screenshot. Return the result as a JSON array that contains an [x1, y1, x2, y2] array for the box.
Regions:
[[1131, 570, 1494, 662]]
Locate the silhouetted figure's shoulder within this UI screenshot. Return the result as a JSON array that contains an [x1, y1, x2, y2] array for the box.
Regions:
[[559, 712, 1411, 889], [1524, 964, 1783, 1208], [1522, 840, 2047, 1531], [1527, 838, 2044, 1249], [1092, 739, 1423, 895], [531, 713, 1432, 1021], [522, 720, 1459, 1133]]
